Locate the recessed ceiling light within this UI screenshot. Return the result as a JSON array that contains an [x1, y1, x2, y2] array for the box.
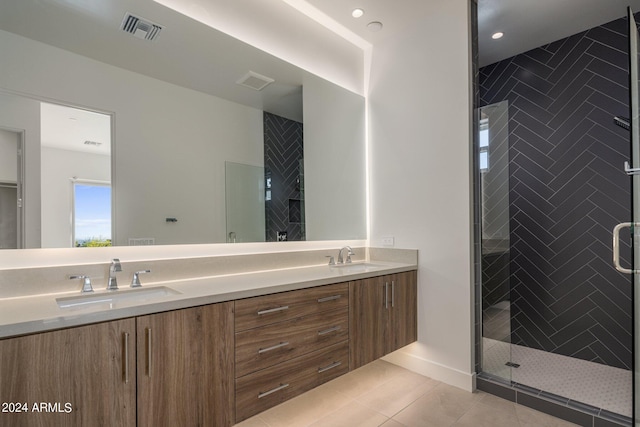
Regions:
[[367, 21, 383, 32], [492, 32, 504, 40], [352, 8, 364, 18]]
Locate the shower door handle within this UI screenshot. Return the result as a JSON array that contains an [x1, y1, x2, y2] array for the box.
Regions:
[[624, 161, 640, 176], [612, 222, 640, 274]]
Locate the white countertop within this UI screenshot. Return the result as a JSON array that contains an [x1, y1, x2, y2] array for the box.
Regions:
[[0, 261, 416, 339]]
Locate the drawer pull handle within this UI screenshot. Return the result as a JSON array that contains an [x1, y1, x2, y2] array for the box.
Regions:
[[258, 383, 290, 399], [257, 305, 289, 315], [317, 295, 342, 303], [258, 341, 290, 354], [146, 328, 152, 377], [318, 326, 341, 336], [392, 280, 395, 308], [123, 332, 129, 384], [318, 361, 342, 373], [385, 283, 389, 309]]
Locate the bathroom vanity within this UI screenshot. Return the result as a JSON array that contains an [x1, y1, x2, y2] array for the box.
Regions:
[[0, 251, 417, 426]]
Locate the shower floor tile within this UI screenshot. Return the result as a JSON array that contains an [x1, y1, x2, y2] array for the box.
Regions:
[[482, 338, 632, 417]]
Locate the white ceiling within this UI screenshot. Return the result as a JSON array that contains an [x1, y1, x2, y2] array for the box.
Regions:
[[40, 103, 111, 156], [304, 0, 640, 66]]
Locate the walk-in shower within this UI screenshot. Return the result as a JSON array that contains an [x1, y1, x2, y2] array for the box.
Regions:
[[476, 9, 635, 425]]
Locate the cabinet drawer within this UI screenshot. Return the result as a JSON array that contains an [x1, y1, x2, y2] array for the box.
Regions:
[[235, 283, 348, 331], [235, 341, 349, 422], [236, 307, 348, 378]]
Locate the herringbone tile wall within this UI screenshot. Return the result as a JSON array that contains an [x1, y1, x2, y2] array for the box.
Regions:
[[479, 15, 634, 369], [264, 112, 305, 242]]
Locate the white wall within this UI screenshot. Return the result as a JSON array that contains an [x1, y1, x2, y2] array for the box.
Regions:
[[368, 0, 475, 390], [40, 147, 110, 248], [0, 29, 264, 246], [303, 73, 366, 240]]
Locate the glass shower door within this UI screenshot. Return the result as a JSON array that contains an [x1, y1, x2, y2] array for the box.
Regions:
[[619, 8, 640, 425], [479, 100, 513, 382]]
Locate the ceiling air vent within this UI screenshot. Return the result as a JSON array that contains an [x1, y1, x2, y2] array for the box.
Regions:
[[236, 71, 275, 91], [121, 13, 162, 41]]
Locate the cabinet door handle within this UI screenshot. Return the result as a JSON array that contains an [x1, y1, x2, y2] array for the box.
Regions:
[[317, 295, 341, 303], [257, 306, 289, 315], [318, 326, 341, 336], [258, 383, 290, 399], [392, 280, 395, 308], [146, 328, 152, 377], [123, 332, 129, 384], [318, 361, 342, 373], [385, 283, 389, 309], [258, 341, 290, 354]]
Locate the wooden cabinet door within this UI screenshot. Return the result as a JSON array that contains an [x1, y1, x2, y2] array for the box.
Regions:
[[349, 276, 389, 370], [137, 302, 235, 427], [0, 318, 136, 427], [388, 271, 418, 353]]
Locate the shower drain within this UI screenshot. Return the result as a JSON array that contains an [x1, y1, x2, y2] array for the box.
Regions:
[[505, 362, 521, 368]]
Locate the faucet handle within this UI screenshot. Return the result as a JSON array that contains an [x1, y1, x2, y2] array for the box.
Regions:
[[325, 256, 336, 266], [346, 250, 355, 264], [70, 275, 93, 293], [131, 270, 151, 288]]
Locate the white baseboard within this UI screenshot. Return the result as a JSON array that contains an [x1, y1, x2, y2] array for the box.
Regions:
[[382, 349, 476, 392]]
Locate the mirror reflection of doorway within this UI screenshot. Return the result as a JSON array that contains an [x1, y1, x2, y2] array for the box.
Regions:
[[0, 184, 18, 249], [0, 128, 23, 249]]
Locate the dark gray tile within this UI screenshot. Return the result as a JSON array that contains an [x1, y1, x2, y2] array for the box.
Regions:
[[597, 409, 633, 427], [566, 399, 601, 416], [512, 382, 541, 395], [539, 391, 569, 405], [476, 377, 516, 402], [516, 393, 593, 427], [586, 57, 628, 87], [586, 41, 628, 69], [585, 26, 627, 53]]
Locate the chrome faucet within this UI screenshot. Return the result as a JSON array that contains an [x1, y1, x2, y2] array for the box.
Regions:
[[107, 258, 122, 291], [337, 246, 354, 264]]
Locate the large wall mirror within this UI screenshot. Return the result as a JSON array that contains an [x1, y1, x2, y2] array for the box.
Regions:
[[0, 0, 366, 249]]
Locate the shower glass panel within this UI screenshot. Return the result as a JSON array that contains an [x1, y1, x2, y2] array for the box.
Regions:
[[224, 161, 266, 243], [479, 101, 512, 382]]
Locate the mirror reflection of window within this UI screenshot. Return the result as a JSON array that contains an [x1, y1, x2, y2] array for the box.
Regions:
[[479, 118, 489, 172], [73, 182, 111, 247]]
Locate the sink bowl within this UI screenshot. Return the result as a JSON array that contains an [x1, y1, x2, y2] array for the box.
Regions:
[[329, 262, 387, 273], [56, 286, 181, 309]]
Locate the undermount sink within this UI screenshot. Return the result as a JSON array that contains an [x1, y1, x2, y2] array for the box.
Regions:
[[56, 286, 181, 310], [329, 262, 387, 273]]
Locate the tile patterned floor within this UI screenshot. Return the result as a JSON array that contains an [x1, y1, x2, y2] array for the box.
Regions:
[[235, 360, 579, 427], [483, 337, 632, 417]]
